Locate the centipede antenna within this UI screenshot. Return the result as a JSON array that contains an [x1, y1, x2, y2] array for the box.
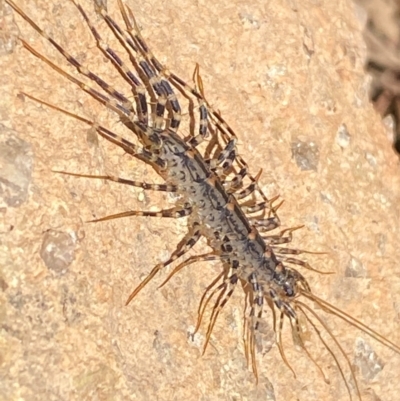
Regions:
[[302, 291, 400, 354], [289, 314, 330, 384], [297, 302, 361, 401]]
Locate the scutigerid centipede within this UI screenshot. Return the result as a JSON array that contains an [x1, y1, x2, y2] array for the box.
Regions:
[[2, 1, 400, 400]]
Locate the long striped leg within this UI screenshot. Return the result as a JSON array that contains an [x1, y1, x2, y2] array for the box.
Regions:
[[192, 65, 278, 213], [194, 271, 225, 333], [272, 254, 332, 275], [72, 0, 149, 124], [207, 139, 237, 174], [249, 217, 280, 232], [158, 253, 222, 288], [191, 79, 283, 230], [95, 1, 182, 132], [198, 135, 243, 186], [166, 65, 209, 145], [19, 37, 157, 153], [8, 0, 166, 156], [114, 0, 208, 136], [7, 0, 135, 115], [54, 171, 178, 192], [239, 201, 283, 229], [116, 1, 280, 221], [19, 38, 138, 126], [274, 311, 297, 379], [90, 203, 193, 223], [242, 202, 275, 215], [228, 169, 262, 197], [203, 278, 239, 351], [194, 258, 239, 338], [241, 195, 282, 220], [244, 272, 265, 380], [194, 254, 239, 354], [117, 0, 282, 227], [125, 223, 202, 305], [184, 64, 209, 147], [261, 226, 304, 245], [195, 87, 272, 206], [223, 167, 248, 192], [198, 264, 240, 353], [120, 11, 210, 145], [272, 247, 326, 256], [22, 93, 165, 169]]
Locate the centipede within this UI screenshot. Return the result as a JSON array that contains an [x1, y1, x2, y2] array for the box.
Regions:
[[4, 1, 400, 400]]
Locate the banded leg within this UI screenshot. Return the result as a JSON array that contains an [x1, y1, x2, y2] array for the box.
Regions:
[[95, 0, 182, 132], [196, 260, 241, 352], [10, 0, 163, 152], [124, 23, 212, 146], [54, 170, 178, 192], [207, 139, 237, 174], [158, 252, 222, 288], [116, 0, 281, 221], [92, 1, 166, 129], [117, 2, 247, 167], [261, 226, 304, 245], [272, 254, 332, 275], [90, 203, 193, 223], [242, 202, 274, 215], [245, 272, 265, 379], [230, 169, 262, 198], [192, 66, 279, 217], [125, 223, 202, 305], [72, 0, 149, 124], [7, 0, 134, 114], [116, 0, 282, 226], [241, 195, 282, 219], [22, 93, 166, 169], [185, 64, 209, 147], [275, 311, 297, 379], [272, 247, 325, 256], [19, 37, 165, 161], [249, 217, 280, 232], [194, 260, 239, 335], [223, 167, 248, 192], [116, 0, 209, 137], [19, 39, 137, 126]]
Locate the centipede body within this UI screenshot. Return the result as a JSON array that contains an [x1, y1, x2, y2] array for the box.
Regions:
[[2, 1, 400, 401]]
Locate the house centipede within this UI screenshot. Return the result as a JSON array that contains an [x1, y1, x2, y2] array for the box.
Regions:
[[5, 1, 400, 400]]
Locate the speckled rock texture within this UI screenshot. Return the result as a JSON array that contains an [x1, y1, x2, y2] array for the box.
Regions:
[[1, 1, 400, 400]]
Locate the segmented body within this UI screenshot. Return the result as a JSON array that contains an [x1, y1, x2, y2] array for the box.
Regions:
[[7, 0, 300, 333], [5, 1, 400, 400]]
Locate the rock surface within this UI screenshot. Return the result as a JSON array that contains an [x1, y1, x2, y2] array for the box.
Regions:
[[1, 1, 400, 401]]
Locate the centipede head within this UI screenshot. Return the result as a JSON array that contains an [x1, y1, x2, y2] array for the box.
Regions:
[[269, 263, 310, 317], [265, 261, 400, 401]]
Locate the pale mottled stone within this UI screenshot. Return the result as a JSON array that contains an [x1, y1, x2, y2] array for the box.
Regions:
[[1, 1, 400, 401]]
